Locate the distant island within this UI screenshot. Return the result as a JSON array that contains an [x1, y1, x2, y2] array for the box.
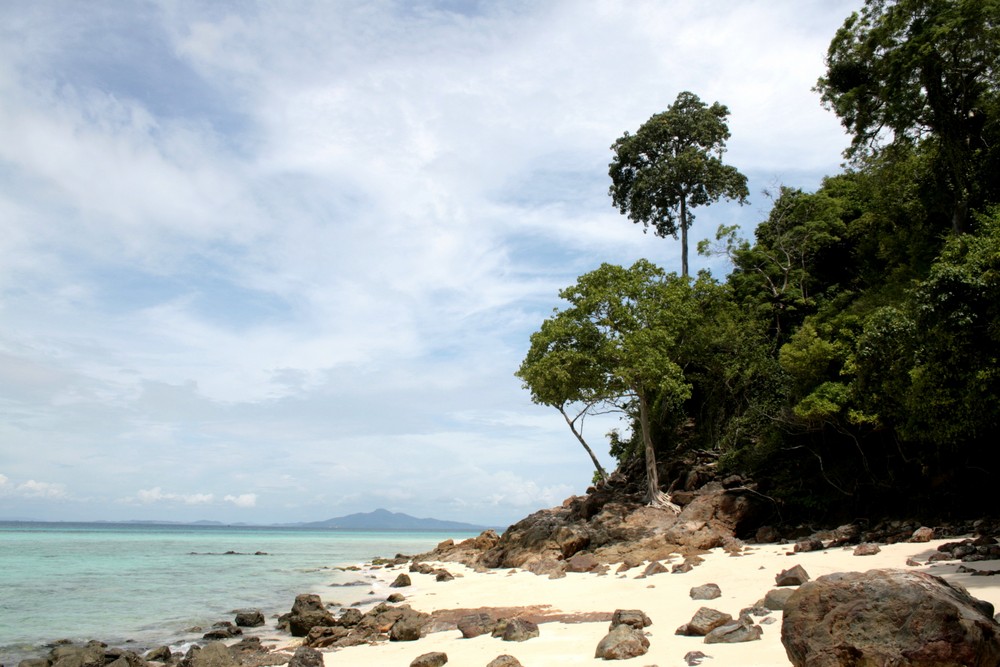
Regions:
[[294, 508, 489, 532]]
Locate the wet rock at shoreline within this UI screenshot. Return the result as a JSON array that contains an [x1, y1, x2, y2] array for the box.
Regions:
[[234, 610, 265, 628], [281, 593, 336, 637]]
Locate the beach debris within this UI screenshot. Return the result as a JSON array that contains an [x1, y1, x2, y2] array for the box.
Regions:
[[781, 569, 1000, 666], [609, 608, 652, 630], [763, 588, 796, 611], [689, 583, 722, 600], [234, 609, 265, 627], [775, 564, 810, 587], [676, 607, 733, 637], [457, 612, 497, 638], [391, 573, 412, 587], [683, 650, 711, 665], [595, 623, 650, 660], [853, 543, 881, 556], [485, 656, 522, 667], [409, 652, 448, 667], [288, 646, 323, 667], [910, 526, 935, 542]]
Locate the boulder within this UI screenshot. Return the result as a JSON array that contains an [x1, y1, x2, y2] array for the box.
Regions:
[[794, 538, 824, 553], [390, 573, 412, 588], [689, 583, 722, 600], [704, 619, 763, 644], [202, 622, 242, 640], [409, 652, 447, 667], [609, 609, 651, 630], [763, 587, 796, 611], [641, 560, 669, 577], [389, 609, 429, 641], [853, 542, 881, 556], [485, 656, 522, 667], [387, 593, 406, 603], [781, 569, 1000, 666], [288, 646, 323, 667], [144, 646, 172, 663], [50, 642, 107, 667], [678, 607, 733, 636], [565, 551, 601, 573], [501, 618, 539, 642], [285, 593, 336, 637], [457, 612, 496, 638], [179, 642, 238, 667], [775, 564, 810, 586], [911, 526, 935, 542], [594, 624, 650, 660], [434, 569, 455, 582], [234, 609, 265, 627], [683, 651, 710, 666]]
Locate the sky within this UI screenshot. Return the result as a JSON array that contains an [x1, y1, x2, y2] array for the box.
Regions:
[[0, 0, 858, 527]]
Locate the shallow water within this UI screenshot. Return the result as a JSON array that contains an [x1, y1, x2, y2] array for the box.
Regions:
[[0, 522, 471, 664]]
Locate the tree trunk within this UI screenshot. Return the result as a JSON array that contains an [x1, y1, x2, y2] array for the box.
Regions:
[[638, 392, 680, 513], [559, 407, 609, 482], [680, 196, 689, 278]]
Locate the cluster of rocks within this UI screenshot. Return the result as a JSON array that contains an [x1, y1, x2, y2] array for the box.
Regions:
[[407, 652, 522, 667], [279, 593, 430, 648], [15, 637, 300, 667]]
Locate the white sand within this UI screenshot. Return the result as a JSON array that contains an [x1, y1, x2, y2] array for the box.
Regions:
[[309, 538, 1000, 666]]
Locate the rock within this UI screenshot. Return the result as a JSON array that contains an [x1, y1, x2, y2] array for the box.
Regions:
[[911, 526, 935, 542], [794, 538, 824, 553], [287, 646, 323, 667], [390, 610, 428, 641], [285, 593, 336, 637], [775, 564, 810, 586], [689, 583, 722, 600], [144, 646, 172, 663], [782, 569, 1000, 666], [594, 623, 650, 660], [641, 560, 669, 577], [19, 660, 51, 667], [234, 609, 265, 627], [704, 619, 763, 644], [672, 562, 694, 574], [179, 642, 238, 667], [49, 641, 107, 667], [565, 551, 601, 573], [387, 592, 406, 603], [390, 573, 412, 588], [684, 650, 710, 666], [679, 607, 733, 636], [853, 542, 881, 556], [609, 609, 652, 630], [434, 569, 455, 582], [202, 622, 242, 640], [457, 612, 496, 638], [485, 656, 522, 667], [755, 525, 780, 543], [501, 618, 539, 642], [303, 625, 350, 648], [763, 587, 796, 611], [409, 652, 447, 667], [336, 607, 364, 627]]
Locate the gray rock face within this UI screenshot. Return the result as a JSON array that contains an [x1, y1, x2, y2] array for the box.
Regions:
[[594, 624, 650, 660], [781, 569, 1000, 667]]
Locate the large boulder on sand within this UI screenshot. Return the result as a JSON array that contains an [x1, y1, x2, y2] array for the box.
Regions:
[[284, 593, 336, 637], [781, 569, 1000, 666]]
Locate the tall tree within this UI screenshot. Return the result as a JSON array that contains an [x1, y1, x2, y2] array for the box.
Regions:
[[609, 91, 749, 277], [816, 0, 1000, 233], [518, 260, 702, 510]]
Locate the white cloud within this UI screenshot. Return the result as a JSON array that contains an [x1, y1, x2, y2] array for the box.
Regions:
[[17, 479, 67, 499], [224, 493, 257, 508], [134, 487, 215, 506]]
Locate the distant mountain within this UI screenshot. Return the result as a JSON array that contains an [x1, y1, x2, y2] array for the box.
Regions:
[[298, 508, 486, 531]]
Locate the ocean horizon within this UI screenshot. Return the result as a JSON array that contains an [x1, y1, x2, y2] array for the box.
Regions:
[[0, 521, 478, 665]]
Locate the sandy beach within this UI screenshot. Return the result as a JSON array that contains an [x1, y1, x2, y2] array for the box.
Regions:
[[292, 537, 1000, 666]]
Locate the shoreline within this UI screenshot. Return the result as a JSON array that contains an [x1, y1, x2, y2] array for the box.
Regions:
[[15, 535, 1000, 667]]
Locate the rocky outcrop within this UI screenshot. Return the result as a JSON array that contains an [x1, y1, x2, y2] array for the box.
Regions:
[[781, 569, 1000, 666], [281, 593, 336, 637]]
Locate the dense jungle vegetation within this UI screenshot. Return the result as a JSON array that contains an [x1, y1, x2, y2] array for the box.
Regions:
[[518, 0, 1000, 525]]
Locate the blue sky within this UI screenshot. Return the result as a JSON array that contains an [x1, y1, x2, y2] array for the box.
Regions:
[[0, 0, 857, 526]]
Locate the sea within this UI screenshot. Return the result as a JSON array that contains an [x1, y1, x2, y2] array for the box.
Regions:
[[0, 521, 477, 666]]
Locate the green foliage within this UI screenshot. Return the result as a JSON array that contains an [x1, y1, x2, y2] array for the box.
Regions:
[[609, 91, 749, 277]]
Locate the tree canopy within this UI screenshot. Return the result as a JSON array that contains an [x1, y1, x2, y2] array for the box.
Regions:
[[609, 91, 749, 277]]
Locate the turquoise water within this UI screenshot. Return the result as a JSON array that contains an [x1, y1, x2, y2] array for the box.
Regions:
[[0, 522, 473, 665]]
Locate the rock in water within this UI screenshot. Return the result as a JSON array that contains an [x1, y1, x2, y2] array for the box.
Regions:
[[781, 569, 1000, 666], [234, 609, 265, 627]]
